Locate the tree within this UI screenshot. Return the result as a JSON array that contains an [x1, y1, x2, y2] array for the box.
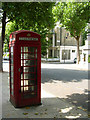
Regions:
[[0, 2, 54, 71], [53, 2, 89, 64], [5, 21, 52, 56], [0, 2, 2, 72]]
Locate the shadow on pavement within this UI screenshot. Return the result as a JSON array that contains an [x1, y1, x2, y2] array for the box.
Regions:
[[61, 92, 89, 112]]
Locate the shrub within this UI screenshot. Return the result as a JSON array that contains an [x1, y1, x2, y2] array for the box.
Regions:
[[88, 55, 90, 63]]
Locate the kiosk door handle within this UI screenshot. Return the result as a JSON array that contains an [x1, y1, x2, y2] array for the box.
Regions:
[[21, 66, 23, 74]]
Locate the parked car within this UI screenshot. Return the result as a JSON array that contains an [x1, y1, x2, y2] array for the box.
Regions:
[[3, 56, 9, 60], [74, 58, 77, 63]]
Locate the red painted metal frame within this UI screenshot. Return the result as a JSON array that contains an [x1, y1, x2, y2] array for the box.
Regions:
[[9, 30, 41, 107]]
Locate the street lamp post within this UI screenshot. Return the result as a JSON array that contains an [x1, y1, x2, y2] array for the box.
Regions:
[[64, 36, 65, 63], [64, 35, 68, 63], [64, 52, 65, 63]]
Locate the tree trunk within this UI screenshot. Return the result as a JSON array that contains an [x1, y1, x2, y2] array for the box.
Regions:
[[0, 34, 2, 72], [76, 37, 80, 64], [2, 10, 6, 50], [0, 10, 6, 72]]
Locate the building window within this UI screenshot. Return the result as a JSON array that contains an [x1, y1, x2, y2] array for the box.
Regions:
[[49, 50, 52, 58], [67, 33, 69, 37], [72, 50, 75, 52], [79, 50, 82, 54], [62, 50, 70, 60]]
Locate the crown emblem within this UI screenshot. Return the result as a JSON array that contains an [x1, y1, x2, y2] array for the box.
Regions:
[[27, 33, 31, 36]]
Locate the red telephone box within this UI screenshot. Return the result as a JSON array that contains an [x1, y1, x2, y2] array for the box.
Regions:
[[9, 30, 41, 107]]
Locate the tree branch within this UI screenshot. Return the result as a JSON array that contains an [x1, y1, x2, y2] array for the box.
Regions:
[[70, 32, 77, 40], [6, 16, 16, 23]]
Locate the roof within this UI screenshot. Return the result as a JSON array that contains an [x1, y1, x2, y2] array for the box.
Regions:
[[11, 30, 40, 36]]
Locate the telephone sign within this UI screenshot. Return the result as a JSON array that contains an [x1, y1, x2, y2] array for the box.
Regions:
[[9, 30, 41, 107]]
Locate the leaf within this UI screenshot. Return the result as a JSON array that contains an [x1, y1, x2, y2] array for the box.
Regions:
[[35, 112, 39, 115], [23, 113, 28, 115], [88, 114, 90, 118], [58, 109, 61, 112], [45, 109, 47, 111], [44, 112, 47, 114], [77, 106, 83, 109], [25, 107, 30, 109]]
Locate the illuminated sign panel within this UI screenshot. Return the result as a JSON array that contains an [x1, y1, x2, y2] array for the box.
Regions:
[[19, 37, 38, 41]]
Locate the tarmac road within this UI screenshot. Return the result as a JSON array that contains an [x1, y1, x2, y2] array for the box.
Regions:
[[41, 63, 89, 112]]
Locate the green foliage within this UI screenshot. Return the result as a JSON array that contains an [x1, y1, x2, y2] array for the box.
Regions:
[[88, 55, 90, 63], [2, 2, 55, 30], [0, 2, 2, 31], [82, 24, 90, 45], [53, 2, 90, 63], [3, 43, 8, 52], [53, 2, 89, 39], [4, 21, 16, 52], [82, 29, 88, 45], [2, 2, 55, 55]]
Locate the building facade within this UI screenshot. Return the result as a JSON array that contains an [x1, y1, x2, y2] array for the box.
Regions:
[[46, 23, 83, 62]]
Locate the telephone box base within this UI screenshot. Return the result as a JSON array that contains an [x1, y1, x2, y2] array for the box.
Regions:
[[10, 98, 41, 108]]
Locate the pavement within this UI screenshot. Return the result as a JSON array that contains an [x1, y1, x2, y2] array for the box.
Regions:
[[41, 62, 89, 71], [0, 61, 90, 119]]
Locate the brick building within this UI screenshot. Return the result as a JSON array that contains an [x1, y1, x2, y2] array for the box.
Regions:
[[46, 22, 83, 62]]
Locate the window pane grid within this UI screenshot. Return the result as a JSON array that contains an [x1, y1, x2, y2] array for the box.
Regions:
[[21, 78, 36, 80], [21, 86, 37, 92], [10, 46, 14, 96], [20, 47, 37, 97], [21, 84, 36, 87]]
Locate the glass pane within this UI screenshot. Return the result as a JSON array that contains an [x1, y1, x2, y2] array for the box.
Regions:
[[21, 80, 35, 87], [24, 67, 35, 72], [24, 54, 28, 59], [11, 47, 13, 52], [22, 47, 35, 53], [11, 77, 13, 84], [28, 47, 35, 53], [24, 60, 35, 66], [35, 48, 37, 53], [23, 53, 34, 59], [21, 47, 22, 52], [36, 53, 37, 58], [11, 59, 13, 64], [24, 86, 28, 91], [24, 86, 35, 92], [10, 46, 14, 96], [11, 84, 13, 89], [21, 54, 22, 59], [21, 60, 23, 66], [11, 72, 13, 77], [11, 53, 13, 57], [11, 66, 13, 71], [21, 87, 23, 92], [11, 91, 13, 95], [28, 80, 35, 85], [24, 47, 28, 52], [21, 74, 23, 79], [24, 73, 35, 79], [21, 80, 23, 86], [24, 80, 28, 86], [11, 54, 13, 64]]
